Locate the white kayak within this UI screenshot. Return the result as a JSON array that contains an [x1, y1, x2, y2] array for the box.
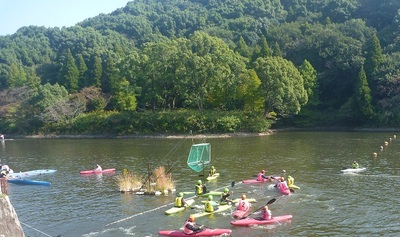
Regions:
[[7, 169, 57, 178], [165, 199, 195, 215], [341, 167, 366, 173]]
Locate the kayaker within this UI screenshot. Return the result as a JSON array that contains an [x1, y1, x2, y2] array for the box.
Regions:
[[260, 205, 272, 220], [219, 188, 232, 203], [174, 192, 188, 208], [287, 175, 295, 187], [237, 194, 251, 212], [208, 166, 216, 176], [195, 180, 206, 196], [352, 161, 359, 169], [94, 164, 102, 171], [256, 170, 269, 181], [205, 195, 218, 212], [276, 177, 289, 190], [183, 215, 204, 234]]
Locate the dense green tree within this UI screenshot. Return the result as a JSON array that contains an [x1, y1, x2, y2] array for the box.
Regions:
[[58, 49, 79, 93], [253, 56, 308, 117], [90, 55, 102, 88], [77, 54, 89, 89], [354, 66, 373, 121], [7, 62, 27, 88], [364, 33, 383, 101]]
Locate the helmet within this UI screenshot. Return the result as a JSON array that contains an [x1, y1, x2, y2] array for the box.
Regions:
[[224, 188, 229, 193], [280, 177, 285, 181], [189, 215, 195, 222], [261, 170, 265, 173], [197, 180, 202, 184], [287, 175, 292, 179], [211, 166, 215, 169], [263, 205, 269, 210], [282, 169, 286, 173], [178, 192, 183, 197], [241, 194, 246, 200], [208, 195, 213, 200]]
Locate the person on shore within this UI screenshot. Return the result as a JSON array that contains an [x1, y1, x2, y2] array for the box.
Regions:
[[174, 192, 189, 208], [237, 194, 251, 212], [183, 215, 204, 234], [195, 180, 206, 196], [219, 188, 232, 203], [94, 164, 102, 172], [352, 161, 359, 169], [205, 195, 218, 212], [209, 166, 216, 177]]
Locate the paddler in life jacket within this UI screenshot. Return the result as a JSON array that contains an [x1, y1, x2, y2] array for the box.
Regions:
[[208, 166, 216, 177], [219, 188, 232, 203], [352, 160, 359, 169], [276, 177, 289, 190], [183, 215, 204, 234], [174, 192, 188, 208], [205, 195, 218, 212], [195, 180, 206, 196], [260, 205, 272, 220], [287, 175, 295, 187], [237, 194, 251, 211], [257, 170, 269, 181]]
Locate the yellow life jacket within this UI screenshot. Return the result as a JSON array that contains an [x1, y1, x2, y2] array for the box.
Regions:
[[175, 197, 183, 207], [205, 201, 214, 212]]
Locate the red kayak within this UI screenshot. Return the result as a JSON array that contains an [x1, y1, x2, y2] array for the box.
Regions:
[[80, 168, 116, 175], [242, 176, 280, 184], [233, 208, 250, 219], [230, 215, 293, 226], [158, 228, 232, 237]]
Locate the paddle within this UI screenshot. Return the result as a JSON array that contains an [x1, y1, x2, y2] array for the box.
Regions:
[[240, 198, 276, 219]]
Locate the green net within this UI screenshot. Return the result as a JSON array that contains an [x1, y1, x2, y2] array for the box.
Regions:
[[187, 143, 211, 172]]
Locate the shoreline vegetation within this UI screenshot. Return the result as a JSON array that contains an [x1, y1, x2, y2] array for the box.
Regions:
[[6, 127, 400, 140]]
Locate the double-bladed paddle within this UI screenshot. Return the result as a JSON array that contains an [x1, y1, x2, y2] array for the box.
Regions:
[[240, 198, 277, 219]]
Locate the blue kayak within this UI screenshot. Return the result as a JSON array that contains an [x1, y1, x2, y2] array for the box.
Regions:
[[7, 179, 51, 186]]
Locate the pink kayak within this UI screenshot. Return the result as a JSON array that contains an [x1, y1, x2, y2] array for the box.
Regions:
[[233, 208, 250, 219], [230, 215, 293, 226], [80, 168, 116, 174], [242, 176, 280, 184], [158, 228, 232, 237]]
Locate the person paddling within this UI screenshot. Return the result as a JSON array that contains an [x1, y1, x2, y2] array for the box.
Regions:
[[352, 161, 359, 169], [208, 166, 216, 177], [256, 170, 269, 181], [174, 192, 188, 208], [195, 180, 206, 196], [256, 205, 272, 220], [205, 195, 218, 212], [183, 215, 204, 234], [94, 164, 102, 171], [237, 194, 251, 212], [219, 188, 232, 203]]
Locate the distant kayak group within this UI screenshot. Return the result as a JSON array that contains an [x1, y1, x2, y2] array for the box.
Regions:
[[159, 167, 297, 237]]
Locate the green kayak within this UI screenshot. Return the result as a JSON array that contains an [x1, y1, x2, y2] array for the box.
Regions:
[[191, 204, 232, 218], [206, 173, 220, 181], [201, 198, 257, 205], [165, 199, 195, 215], [197, 191, 223, 197]]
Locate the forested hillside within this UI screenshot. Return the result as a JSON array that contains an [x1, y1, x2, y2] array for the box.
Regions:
[[1, 0, 400, 135]]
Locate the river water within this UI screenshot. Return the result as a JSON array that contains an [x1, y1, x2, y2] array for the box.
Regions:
[[1, 131, 399, 237]]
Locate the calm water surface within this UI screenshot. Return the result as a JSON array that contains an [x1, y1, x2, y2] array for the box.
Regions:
[[1, 132, 399, 237]]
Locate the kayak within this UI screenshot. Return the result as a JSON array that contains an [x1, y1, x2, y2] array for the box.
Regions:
[[341, 167, 366, 173], [230, 214, 293, 226], [8, 169, 57, 178], [165, 199, 195, 215], [242, 176, 280, 184], [158, 228, 232, 237], [233, 208, 251, 219], [80, 168, 116, 174], [197, 191, 223, 197], [202, 198, 257, 205], [192, 204, 232, 218], [206, 173, 220, 181], [289, 184, 300, 190], [7, 179, 51, 186]]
